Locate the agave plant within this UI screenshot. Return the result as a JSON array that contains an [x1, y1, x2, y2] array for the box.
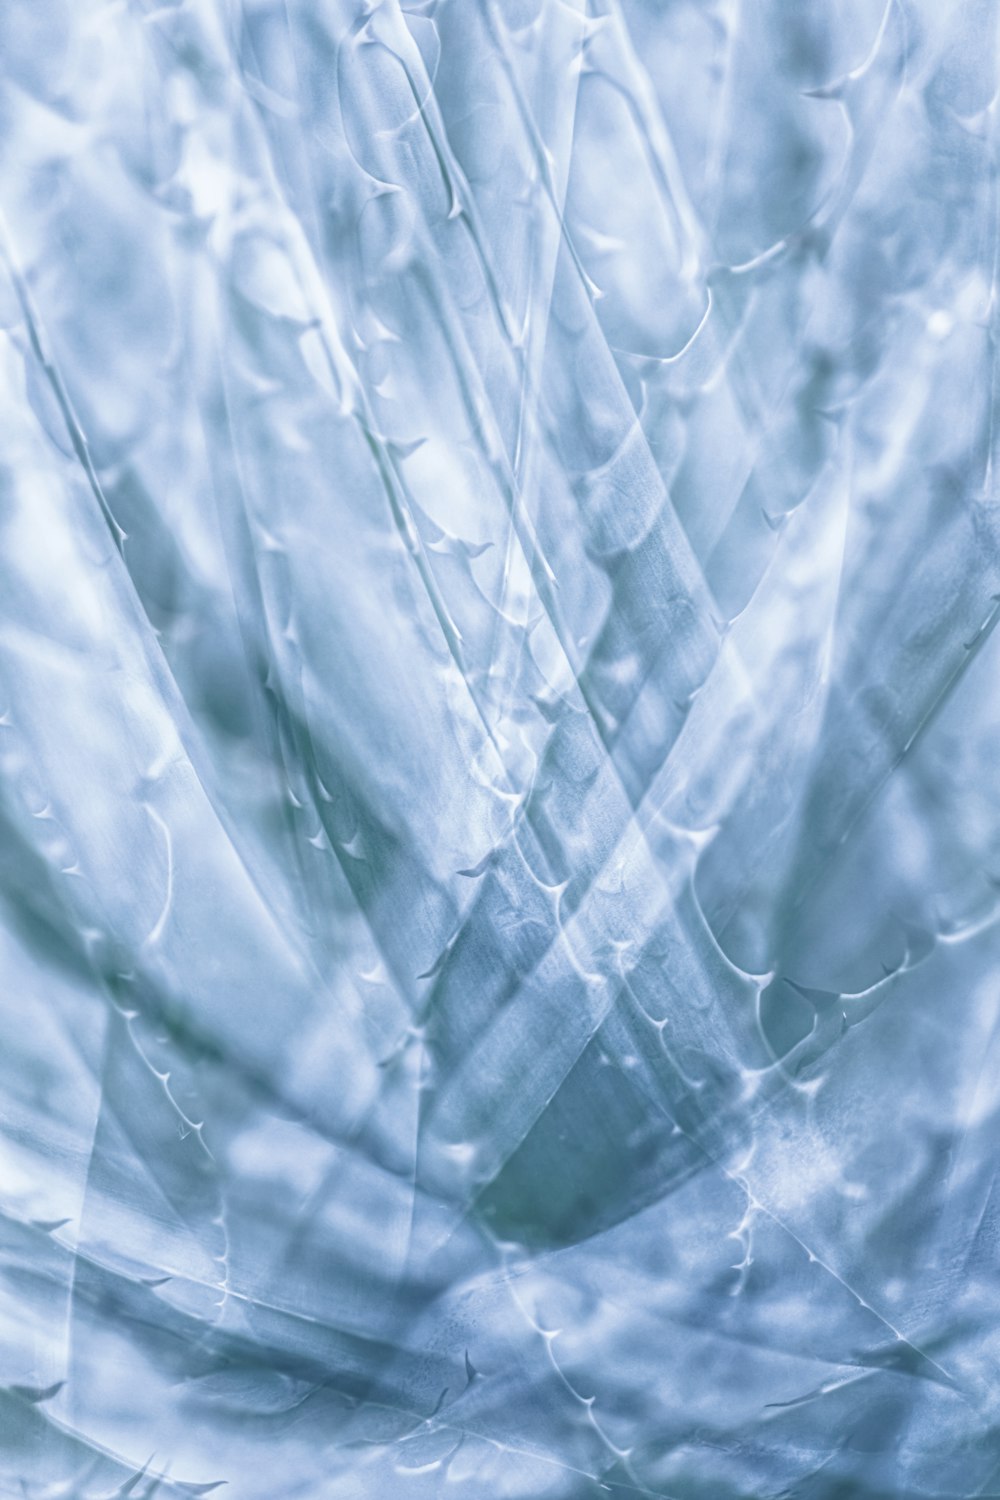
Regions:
[[0, 0, 996, 1495]]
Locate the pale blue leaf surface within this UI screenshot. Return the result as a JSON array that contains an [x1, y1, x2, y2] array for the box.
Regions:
[[1, 1, 999, 1495]]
